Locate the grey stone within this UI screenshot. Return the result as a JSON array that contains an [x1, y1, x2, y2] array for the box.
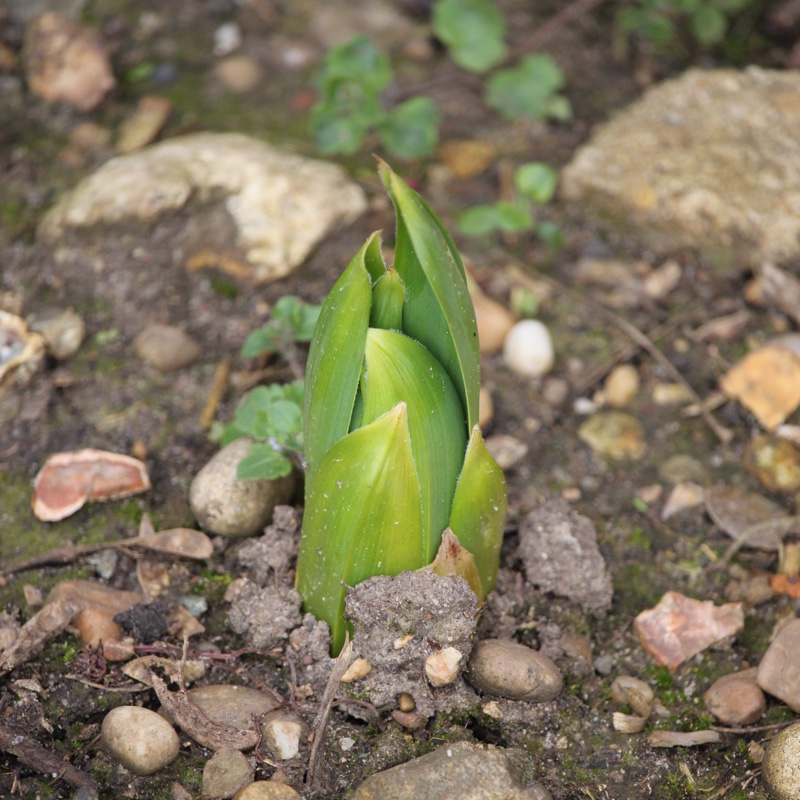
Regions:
[[757, 618, 800, 713], [561, 68, 800, 268], [351, 741, 539, 800], [202, 748, 254, 800], [39, 133, 367, 283], [518, 499, 613, 613], [466, 639, 562, 703], [762, 721, 800, 800], [190, 439, 295, 537]]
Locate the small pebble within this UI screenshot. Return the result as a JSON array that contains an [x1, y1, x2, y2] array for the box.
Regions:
[[471, 291, 515, 354], [134, 323, 201, 372], [391, 709, 428, 731], [202, 748, 254, 800], [189, 439, 295, 537], [397, 692, 416, 712], [485, 434, 528, 470], [502, 320, 554, 377], [578, 411, 646, 460], [341, 657, 372, 683], [604, 364, 639, 408], [703, 667, 765, 725], [658, 454, 709, 485], [612, 711, 647, 733], [594, 655, 614, 676], [215, 55, 263, 93], [466, 639, 562, 702], [101, 706, 179, 775], [27, 307, 85, 360], [340, 737, 355, 752], [160, 684, 280, 731], [233, 783, 303, 800], [611, 675, 654, 718], [425, 647, 463, 687], [761, 721, 800, 800], [744, 434, 800, 492], [261, 711, 306, 760], [478, 386, 494, 429]]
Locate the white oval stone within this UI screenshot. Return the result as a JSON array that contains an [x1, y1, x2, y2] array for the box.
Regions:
[[502, 320, 554, 377], [101, 706, 179, 775]]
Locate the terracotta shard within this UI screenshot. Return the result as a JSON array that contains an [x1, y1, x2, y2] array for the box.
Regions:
[[634, 591, 744, 671], [32, 449, 151, 521]]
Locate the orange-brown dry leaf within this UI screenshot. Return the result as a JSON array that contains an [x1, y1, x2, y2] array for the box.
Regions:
[[423, 528, 483, 600], [32, 449, 151, 521], [769, 574, 800, 598], [720, 346, 800, 430], [438, 139, 497, 179], [634, 591, 744, 671]]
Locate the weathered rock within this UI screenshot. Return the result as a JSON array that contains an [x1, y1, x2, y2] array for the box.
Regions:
[[425, 647, 463, 687], [465, 639, 562, 703], [39, 133, 367, 283], [232, 783, 302, 800], [27, 307, 85, 359], [761, 721, 800, 800], [604, 364, 639, 408], [101, 706, 179, 775], [202, 748, 254, 800], [0, 310, 45, 388], [345, 571, 478, 716], [261, 711, 308, 761], [561, 68, 800, 268], [159, 685, 281, 734], [577, 411, 647, 461], [351, 741, 539, 800], [134, 324, 201, 372], [611, 675, 654, 718], [190, 439, 295, 537], [485, 434, 528, 470], [24, 13, 115, 111], [703, 667, 766, 725], [744, 434, 800, 492], [757, 618, 800, 712], [518, 499, 613, 613], [226, 581, 302, 649]]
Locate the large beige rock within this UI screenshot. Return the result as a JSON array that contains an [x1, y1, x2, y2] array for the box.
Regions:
[[561, 68, 800, 268], [39, 133, 367, 282]]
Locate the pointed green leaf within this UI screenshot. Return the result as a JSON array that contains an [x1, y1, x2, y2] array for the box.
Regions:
[[362, 230, 387, 283], [296, 403, 424, 654], [361, 328, 467, 561], [378, 160, 480, 428], [449, 425, 507, 595], [303, 236, 374, 477], [370, 268, 406, 330]]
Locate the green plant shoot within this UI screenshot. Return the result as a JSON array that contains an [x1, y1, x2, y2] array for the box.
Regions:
[[296, 161, 507, 654]]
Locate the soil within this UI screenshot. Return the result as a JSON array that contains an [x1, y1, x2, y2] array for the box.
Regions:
[[1, 1, 799, 799]]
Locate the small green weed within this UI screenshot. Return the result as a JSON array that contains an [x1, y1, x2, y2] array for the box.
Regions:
[[459, 162, 561, 245]]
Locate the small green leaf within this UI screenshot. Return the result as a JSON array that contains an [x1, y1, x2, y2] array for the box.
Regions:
[[237, 443, 293, 481], [314, 35, 392, 94], [448, 426, 507, 595], [380, 97, 441, 160], [536, 220, 563, 249], [458, 205, 501, 236], [486, 55, 566, 122], [495, 201, 533, 232], [297, 403, 424, 654], [432, 0, 508, 73], [691, 6, 726, 44], [515, 163, 559, 205], [242, 327, 282, 358], [370, 268, 406, 330], [266, 400, 303, 440]]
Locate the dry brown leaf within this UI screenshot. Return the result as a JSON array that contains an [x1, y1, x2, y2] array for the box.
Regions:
[[422, 528, 483, 600], [32, 449, 151, 521], [648, 730, 721, 748], [720, 345, 800, 430], [136, 529, 214, 560], [705, 484, 786, 551]]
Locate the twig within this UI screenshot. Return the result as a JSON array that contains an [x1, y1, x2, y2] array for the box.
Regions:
[[705, 769, 759, 800], [65, 675, 146, 693], [0, 720, 98, 791], [305, 633, 353, 793], [506, 265, 734, 445], [711, 720, 796, 734], [712, 516, 800, 569], [200, 358, 231, 429], [510, 0, 610, 56]]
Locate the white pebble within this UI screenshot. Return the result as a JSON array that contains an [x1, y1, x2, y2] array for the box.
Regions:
[[425, 647, 463, 687], [503, 320, 554, 377], [101, 706, 179, 775]]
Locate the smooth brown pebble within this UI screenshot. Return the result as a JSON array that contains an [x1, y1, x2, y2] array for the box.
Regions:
[[74, 606, 123, 648], [233, 782, 302, 800], [472, 291, 515, 354], [757, 618, 800, 713], [604, 364, 639, 408], [160, 684, 281, 730], [215, 55, 263, 93], [762, 721, 800, 800], [202, 748, 254, 800], [101, 706, 179, 775], [703, 667, 765, 725], [134, 324, 201, 372], [478, 386, 494, 429], [466, 639, 562, 702]]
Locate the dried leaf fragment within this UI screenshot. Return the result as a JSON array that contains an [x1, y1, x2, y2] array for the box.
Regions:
[[423, 528, 483, 600], [648, 730, 721, 748], [634, 591, 744, 671], [33, 449, 151, 521]]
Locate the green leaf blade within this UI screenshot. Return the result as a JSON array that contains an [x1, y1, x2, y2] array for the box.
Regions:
[[297, 403, 424, 654], [380, 97, 441, 160], [362, 328, 467, 561], [448, 425, 507, 595], [378, 161, 481, 429], [485, 55, 568, 122]]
